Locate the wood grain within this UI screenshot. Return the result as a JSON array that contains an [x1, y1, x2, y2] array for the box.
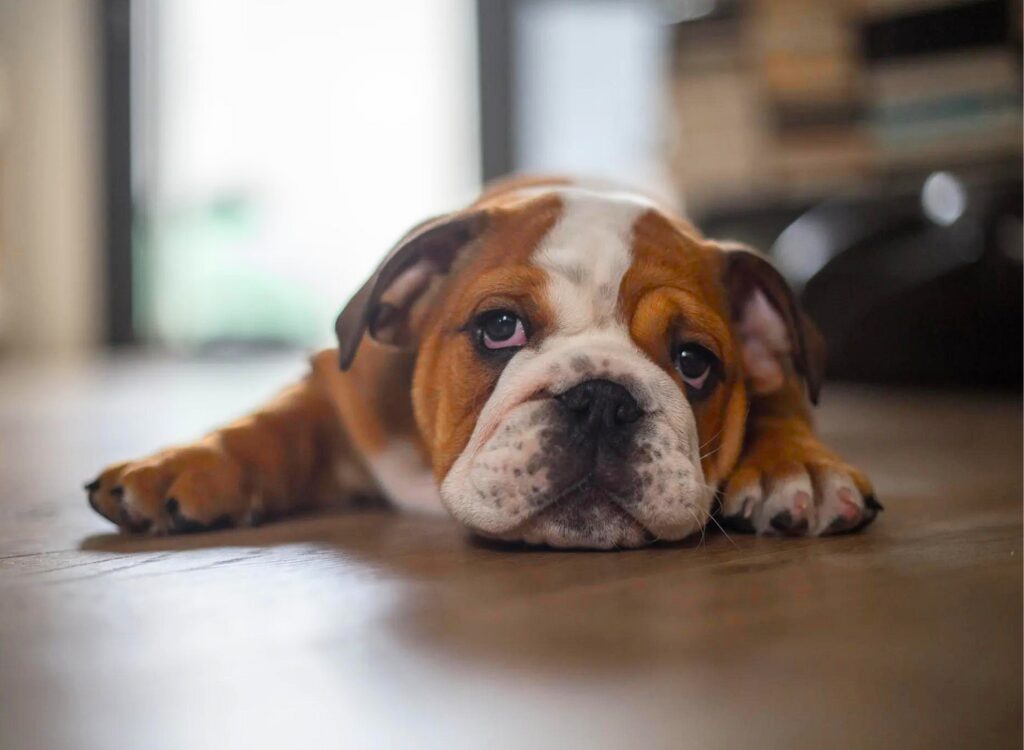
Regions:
[[0, 355, 1020, 749]]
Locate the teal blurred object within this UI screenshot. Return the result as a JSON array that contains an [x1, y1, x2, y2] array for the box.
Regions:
[[136, 193, 328, 349]]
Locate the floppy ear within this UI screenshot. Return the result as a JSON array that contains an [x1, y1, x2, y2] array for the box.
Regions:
[[335, 210, 490, 370], [720, 243, 826, 404]]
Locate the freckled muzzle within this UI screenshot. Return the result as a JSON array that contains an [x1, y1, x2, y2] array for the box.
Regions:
[[439, 338, 714, 549]]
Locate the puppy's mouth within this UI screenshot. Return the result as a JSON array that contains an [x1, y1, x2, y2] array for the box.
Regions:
[[489, 478, 655, 550], [442, 378, 711, 549]]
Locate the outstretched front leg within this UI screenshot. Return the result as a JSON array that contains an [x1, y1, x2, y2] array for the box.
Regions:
[[85, 370, 375, 534], [720, 381, 882, 536]]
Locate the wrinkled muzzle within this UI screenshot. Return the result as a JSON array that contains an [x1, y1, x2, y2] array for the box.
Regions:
[[440, 332, 714, 549]]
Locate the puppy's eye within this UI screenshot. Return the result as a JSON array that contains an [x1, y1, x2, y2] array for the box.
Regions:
[[478, 310, 527, 350], [675, 343, 719, 398]]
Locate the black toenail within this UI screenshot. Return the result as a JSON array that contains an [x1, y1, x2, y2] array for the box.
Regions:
[[827, 515, 853, 533], [209, 515, 233, 531], [170, 515, 205, 534], [166, 497, 213, 534], [770, 510, 792, 532], [852, 506, 879, 532], [110, 485, 124, 499], [771, 510, 808, 535], [724, 514, 756, 534], [864, 495, 884, 511], [84, 478, 101, 492]]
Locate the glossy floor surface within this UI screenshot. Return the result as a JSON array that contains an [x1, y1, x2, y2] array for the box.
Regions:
[[1, 355, 1021, 749]]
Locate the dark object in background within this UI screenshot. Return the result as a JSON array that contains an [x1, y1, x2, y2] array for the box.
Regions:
[[674, 0, 1022, 389], [100, 0, 135, 346], [705, 171, 1023, 389], [798, 172, 1021, 389], [862, 0, 1013, 61]]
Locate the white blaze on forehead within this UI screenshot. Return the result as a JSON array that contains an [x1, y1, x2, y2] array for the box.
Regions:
[[439, 183, 712, 546], [530, 188, 654, 333]]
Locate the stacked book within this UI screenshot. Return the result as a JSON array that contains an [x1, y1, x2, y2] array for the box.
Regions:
[[667, 0, 1022, 212], [667, 4, 765, 212], [862, 0, 1022, 170], [751, 0, 873, 192]]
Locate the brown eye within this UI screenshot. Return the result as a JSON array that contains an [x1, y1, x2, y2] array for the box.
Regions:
[[676, 343, 719, 399], [477, 310, 527, 350]]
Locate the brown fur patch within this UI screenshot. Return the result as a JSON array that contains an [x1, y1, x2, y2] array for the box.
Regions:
[[413, 194, 563, 479], [621, 210, 748, 482]]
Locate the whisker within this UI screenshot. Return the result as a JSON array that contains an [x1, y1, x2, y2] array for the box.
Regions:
[[696, 401, 753, 459], [699, 444, 723, 462], [697, 402, 752, 455], [684, 506, 707, 548], [690, 500, 739, 550], [706, 510, 740, 549], [698, 426, 724, 453]]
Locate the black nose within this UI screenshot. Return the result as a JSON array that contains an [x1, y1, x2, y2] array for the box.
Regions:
[[557, 379, 642, 435]]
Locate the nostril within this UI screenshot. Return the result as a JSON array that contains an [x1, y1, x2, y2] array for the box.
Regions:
[[615, 402, 641, 425], [562, 392, 591, 413], [557, 379, 642, 432]]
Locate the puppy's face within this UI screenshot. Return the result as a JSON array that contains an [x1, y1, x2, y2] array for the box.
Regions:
[[337, 184, 820, 549]]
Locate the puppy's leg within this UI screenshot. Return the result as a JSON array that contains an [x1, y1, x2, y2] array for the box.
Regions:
[[85, 372, 376, 534], [720, 382, 881, 536]]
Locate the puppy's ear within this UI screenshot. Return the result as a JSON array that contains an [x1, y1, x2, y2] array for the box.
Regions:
[[335, 210, 490, 370], [720, 242, 826, 404]]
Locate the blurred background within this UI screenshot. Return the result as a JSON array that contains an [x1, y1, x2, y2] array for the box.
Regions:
[[0, 0, 1020, 387], [0, 9, 1020, 748]]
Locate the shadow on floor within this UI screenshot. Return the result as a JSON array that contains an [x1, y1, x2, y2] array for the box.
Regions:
[[76, 506, 864, 675]]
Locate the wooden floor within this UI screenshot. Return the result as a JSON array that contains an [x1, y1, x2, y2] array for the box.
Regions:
[[0, 354, 1020, 750]]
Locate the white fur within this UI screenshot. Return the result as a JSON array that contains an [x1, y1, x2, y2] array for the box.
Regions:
[[365, 439, 446, 515], [532, 188, 649, 333], [120, 487, 159, 534], [721, 464, 869, 536], [440, 188, 713, 547]]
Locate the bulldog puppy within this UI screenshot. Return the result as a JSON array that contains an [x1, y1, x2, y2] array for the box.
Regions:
[[85, 176, 881, 548]]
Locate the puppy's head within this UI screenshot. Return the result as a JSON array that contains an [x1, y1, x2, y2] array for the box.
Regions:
[[337, 184, 823, 549]]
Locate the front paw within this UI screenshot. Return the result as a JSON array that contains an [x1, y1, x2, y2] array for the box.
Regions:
[[720, 449, 881, 537], [85, 443, 252, 535]]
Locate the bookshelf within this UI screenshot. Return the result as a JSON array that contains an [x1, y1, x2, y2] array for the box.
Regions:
[[668, 0, 1022, 218]]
